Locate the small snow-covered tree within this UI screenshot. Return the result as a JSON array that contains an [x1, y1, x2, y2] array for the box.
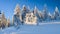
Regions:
[[48, 12, 52, 21], [33, 6, 38, 15]]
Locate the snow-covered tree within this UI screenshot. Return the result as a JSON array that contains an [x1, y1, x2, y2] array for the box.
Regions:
[[33, 6, 37, 14], [33, 6, 40, 22], [22, 5, 26, 11], [2, 12, 5, 19], [42, 4, 48, 21], [21, 5, 27, 23], [13, 4, 21, 26], [6, 16, 10, 27], [38, 11, 44, 22], [14, 4, 20, 16], [21, 5, 30, 23], [48, 12, 52, 17], [14, 4, 20, 15], [48, 12, 52, 21], [0, 11, 7, 29], [54, 6, 59, 20], [13, 14, 21, 26]]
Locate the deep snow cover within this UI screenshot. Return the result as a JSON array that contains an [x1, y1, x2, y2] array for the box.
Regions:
[[0, 22, 60, 34]]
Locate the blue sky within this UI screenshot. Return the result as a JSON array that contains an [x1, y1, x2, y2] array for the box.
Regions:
[[0, 0, 60, 20]]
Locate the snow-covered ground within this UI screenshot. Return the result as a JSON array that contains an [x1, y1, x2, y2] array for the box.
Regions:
[[0, 22, 60, 34], [39, 21, 60, 25]]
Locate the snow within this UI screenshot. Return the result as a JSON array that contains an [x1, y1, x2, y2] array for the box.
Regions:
[[0, 22, 60, 34], [55, 7, 59, 12]]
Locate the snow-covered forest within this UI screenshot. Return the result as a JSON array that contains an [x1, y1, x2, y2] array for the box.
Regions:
[[13, 4, 60, 25], [0, 4, 60, 29]]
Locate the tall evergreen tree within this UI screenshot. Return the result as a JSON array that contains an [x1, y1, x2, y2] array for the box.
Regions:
[[54, 6, 59, 20], [42, 4, 48, 21], [33, 6, 40, 22], [13, 4, 21, 26]]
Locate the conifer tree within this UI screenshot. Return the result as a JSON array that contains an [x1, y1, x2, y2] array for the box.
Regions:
[[42, 4, 48, 21], [54, 6, 59, 20], [13, 4, 21, 26]]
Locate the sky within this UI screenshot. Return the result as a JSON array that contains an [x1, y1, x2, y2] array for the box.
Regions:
[[0, 0, 60, 20]]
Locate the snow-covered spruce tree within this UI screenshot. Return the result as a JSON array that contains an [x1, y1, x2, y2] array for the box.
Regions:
[[7, 16, 10, 27], [54, 6, 59, 20], [50, 14, 55, 21], [33, 6, 40, 22], [38, 11, 44, 22], [1, 12, 7, 29], [48, 12, 52, 21], [21, 5, 30, 23], [42, 4, 48, 21], [13, 4, 21, 26]]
